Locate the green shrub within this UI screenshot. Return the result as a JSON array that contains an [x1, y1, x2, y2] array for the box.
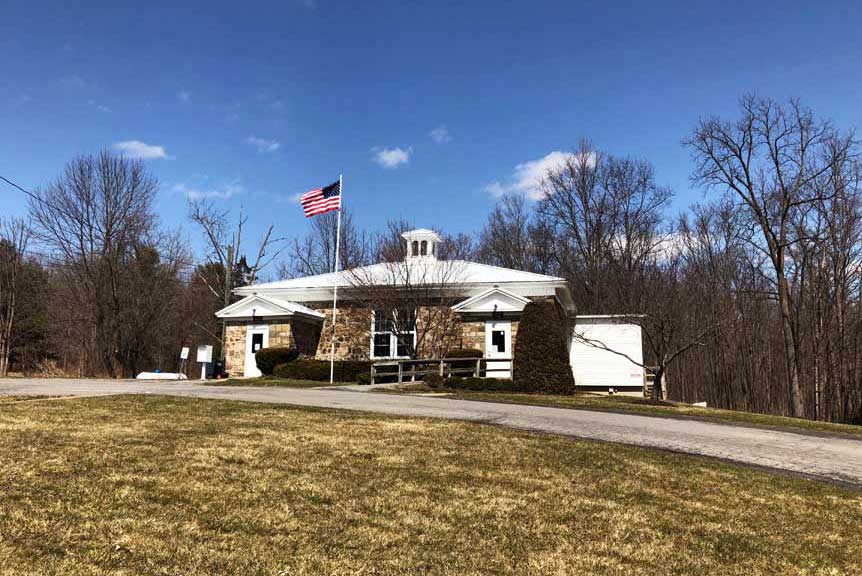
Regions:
[[445, 348, 484, 359], [255, 347, 299, 376], [512, 300, 575, 394], [439, 375, 513, 391], [445, 376, 465, 389], [273, 359, 371, 382], [445, 348, 484, 377], [424, 373, 444, 388], [356, 372, 371, 385], [463, 376, 486, 391]]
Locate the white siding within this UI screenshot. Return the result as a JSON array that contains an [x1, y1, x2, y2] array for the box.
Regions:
[[570, 319, 644, 388]]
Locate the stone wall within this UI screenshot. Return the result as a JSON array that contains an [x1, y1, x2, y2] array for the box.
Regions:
[[222, 295, 550, 370], [415, 307, 462, 358], [224, 322, 247, 376], [223, 319, 296, 376], [460, 320, 485, 352], [292, 318, 322, 357], [309, 303, 372, 360]]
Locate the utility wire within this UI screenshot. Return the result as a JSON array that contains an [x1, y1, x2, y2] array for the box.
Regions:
[[0, 173, 66, 214]]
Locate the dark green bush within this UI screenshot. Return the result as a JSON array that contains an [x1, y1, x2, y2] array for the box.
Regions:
[[446, 376, 465, 389], [356, 372, 371, 385], [255, 347, 299, 376], [445, 348, 485, 377], [438, 375, 513, 391], [512, 300, 575, 394], [424, 373, 444, 388], [445, 348, 484, 359], [273, 359, 371, 382]]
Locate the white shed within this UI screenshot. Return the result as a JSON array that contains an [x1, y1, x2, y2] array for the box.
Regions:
[[570, 316, 644, 389]]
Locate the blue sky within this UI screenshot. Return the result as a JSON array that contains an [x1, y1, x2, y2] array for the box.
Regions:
[[2, 1, 862, 259]]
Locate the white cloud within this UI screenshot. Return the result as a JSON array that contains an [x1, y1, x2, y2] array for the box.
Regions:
[[178, 90, 190, 102], [485, 150, 593, 200], [173, 181, 244, 201], [245, 135, 281, 153], [430, 125, 452, 144], [288, 192, 304, 204], [373, 146, 411, 169], [112, 140, 168, 160]]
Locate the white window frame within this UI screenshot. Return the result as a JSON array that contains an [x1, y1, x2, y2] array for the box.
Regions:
[[370, 309, 417, 359]]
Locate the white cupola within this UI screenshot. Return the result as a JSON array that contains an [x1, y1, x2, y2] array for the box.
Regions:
[[401, 228, 442, 261]]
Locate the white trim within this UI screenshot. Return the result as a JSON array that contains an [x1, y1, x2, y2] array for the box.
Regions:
[[451, 286, 531, 313], [215, 293, 325, 320], [369, 309, 416, 360]]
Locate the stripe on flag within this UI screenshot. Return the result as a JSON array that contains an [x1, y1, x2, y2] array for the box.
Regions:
[[301, 180, 341, 217]]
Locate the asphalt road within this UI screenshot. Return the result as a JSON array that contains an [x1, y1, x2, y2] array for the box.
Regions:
[[2, 378, 861, 485]]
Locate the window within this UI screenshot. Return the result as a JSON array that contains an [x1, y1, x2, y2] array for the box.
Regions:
[[371, 309, 416, 358], [420, 240, 428, 255], [412, 240, 419, 256], [491, 329, 506, 353]]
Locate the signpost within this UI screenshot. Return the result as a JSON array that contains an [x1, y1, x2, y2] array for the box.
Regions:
[[179, 347, 190, 379], [197, 345, 213, 380]]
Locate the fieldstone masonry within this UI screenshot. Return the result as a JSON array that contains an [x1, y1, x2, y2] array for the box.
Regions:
[[223, 297, 538, 373]]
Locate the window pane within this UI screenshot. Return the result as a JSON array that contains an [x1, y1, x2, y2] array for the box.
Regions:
[[396, 334, 412, 357], [492, 330, 505, 353], [394, 309, 415, 331], [373, 333, 391, 357], [374, 310, 390, 332]]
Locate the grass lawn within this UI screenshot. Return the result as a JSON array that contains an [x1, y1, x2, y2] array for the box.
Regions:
[[207, 376, 352, 388], [0, 396, 860, 575], [381, 384, 862, 438]]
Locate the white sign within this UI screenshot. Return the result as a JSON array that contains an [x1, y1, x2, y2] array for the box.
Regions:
[[196, 345, 213, 363], [180, 347, 189, 360]]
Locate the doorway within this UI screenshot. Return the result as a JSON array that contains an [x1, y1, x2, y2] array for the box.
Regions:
[[244, 325, 269, 377], [484, 320, 512, 379]]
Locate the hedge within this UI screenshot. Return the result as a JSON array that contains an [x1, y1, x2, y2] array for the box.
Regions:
[[273, 359, 372, 382], [420, 374, 515, 392], [512, 300, 575, 394], [444, 348, 483, 359], [255, 347, 299, 376]]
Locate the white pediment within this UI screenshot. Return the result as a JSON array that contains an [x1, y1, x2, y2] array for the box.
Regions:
[[451, 287, 531, 313], [215, 294, 325, 320]]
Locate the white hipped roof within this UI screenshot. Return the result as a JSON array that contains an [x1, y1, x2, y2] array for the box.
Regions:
[[234, 259, 569, 303], [227, 228, 573, 310]]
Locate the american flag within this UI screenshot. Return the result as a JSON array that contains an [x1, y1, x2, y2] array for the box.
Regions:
[[300, 180, 341, 217]]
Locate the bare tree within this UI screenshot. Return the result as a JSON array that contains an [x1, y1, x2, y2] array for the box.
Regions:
[[0, 219, 30, 376], [686, 95, 856, 417], [477, 193, 558, 274], [29, 152, 166, 376], [348, 223, 467, 360], [278, 209, 372, 278], [538, 140, 672, 313], [189, 200, 286, 359]]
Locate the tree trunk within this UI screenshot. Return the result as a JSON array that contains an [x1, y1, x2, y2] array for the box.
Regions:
[[651, 366, 665, 401], [777, 275, 805, 417]]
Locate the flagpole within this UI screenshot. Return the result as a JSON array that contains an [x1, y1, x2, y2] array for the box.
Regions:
[[329, 173, 343, 384]]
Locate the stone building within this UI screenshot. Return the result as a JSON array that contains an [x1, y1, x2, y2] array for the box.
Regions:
[[215, 228, 644, 390]]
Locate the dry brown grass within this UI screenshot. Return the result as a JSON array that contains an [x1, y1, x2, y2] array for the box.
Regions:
[[0, 395, 860, 575]]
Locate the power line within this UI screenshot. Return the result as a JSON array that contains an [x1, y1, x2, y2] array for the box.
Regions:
[[0, 173, 65, 214]]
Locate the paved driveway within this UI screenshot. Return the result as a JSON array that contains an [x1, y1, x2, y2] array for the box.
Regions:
[[2, 378, 862, 485]]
